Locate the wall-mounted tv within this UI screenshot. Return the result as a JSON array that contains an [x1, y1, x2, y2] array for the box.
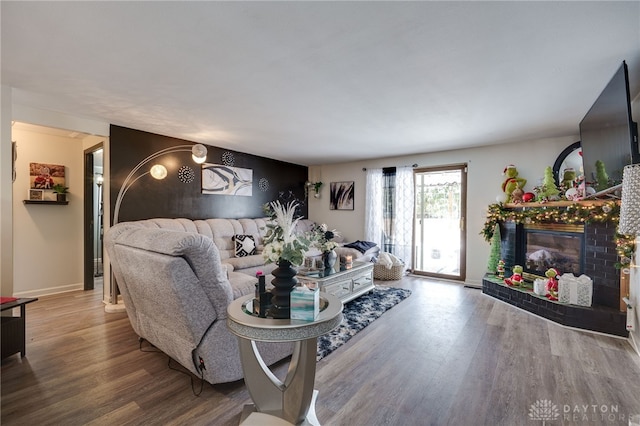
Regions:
[[579, 60, 639, 195]]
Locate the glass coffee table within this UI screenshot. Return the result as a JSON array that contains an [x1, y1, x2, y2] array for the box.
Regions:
[[227, 292, 343, 425]]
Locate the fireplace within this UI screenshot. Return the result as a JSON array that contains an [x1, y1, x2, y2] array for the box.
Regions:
[[482, 208, 627, 337], [520, 223, 584, 280]]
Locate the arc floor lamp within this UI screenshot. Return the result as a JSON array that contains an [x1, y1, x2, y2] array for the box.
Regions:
[[106, 143, 207, 312]]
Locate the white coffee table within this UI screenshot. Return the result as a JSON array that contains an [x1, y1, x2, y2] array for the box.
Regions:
[[227, 293, 343, 425], [296, 261, 374, 303]]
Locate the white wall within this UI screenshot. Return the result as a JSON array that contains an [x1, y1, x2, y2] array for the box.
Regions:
[[307, 134, 578, 285], [11, 127, 85, 296], [3, 98, 110, 297], [1, 86, 14, 297]]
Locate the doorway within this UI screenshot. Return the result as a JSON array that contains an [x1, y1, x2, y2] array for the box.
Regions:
[[83, 144, 103, 291], [413, 164, 467, 280]]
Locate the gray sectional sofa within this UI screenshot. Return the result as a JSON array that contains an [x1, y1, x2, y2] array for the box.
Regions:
[[105, 217, 297, 385], [105, 216, 378, 384]]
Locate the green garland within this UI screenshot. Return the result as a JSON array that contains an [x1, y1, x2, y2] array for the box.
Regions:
[[481, 202, 636, 270]]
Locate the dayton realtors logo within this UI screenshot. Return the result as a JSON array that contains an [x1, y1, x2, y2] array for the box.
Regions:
[[529, 400, 632, 423], [529, 400, 560, 424]]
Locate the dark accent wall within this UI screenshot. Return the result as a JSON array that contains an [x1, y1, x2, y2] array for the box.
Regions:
[[110, 125, 308, 223]]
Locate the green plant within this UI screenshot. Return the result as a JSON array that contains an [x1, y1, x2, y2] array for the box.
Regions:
[[52, 184, 69, 194]]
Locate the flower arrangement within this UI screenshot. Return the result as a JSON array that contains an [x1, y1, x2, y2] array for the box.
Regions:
[[262, 200, 311, 266], [310, 223, 340, 253]]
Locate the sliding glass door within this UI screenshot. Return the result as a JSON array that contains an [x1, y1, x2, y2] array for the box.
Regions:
[[413, 165, 467, 280]]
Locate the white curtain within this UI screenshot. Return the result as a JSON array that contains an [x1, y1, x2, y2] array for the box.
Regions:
[[394, 166, 414, 270], [364, 168, 383, 246]]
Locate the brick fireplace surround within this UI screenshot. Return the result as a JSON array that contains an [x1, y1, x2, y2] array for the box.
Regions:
[[482, 205, 628, 337]]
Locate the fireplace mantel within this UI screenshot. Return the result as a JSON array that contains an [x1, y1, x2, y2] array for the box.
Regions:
[[504, 200, 616, 208]]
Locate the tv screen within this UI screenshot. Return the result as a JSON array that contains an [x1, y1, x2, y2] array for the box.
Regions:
[[579, 61, 639, 194]]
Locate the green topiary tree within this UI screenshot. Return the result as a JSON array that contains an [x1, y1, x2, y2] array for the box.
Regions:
[[487, 223, 501, 274], [536, 166, 560, 201], [595, 160, 610, 191]]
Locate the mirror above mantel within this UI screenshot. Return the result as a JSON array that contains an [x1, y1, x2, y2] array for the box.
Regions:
[[552, 141, 583, 187]]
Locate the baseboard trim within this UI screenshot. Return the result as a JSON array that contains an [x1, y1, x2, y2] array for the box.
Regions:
[[13, 283, 83, 298], [629, 332, 640, 360]]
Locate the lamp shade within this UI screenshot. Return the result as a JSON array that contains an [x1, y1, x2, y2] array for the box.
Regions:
[[619, 163, 640, 235], [191, 144, 208, 164], [150, 164, 168, 180]]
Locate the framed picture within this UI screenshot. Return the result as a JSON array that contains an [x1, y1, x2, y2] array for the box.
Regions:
[[330, 181, 354, 210], [28, 189, 44, 201], [29, 162, 65, 189], [201, 163, 253, 196]]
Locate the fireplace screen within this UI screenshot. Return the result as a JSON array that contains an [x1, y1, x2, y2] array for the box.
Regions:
[[523, 227, 584, 276]]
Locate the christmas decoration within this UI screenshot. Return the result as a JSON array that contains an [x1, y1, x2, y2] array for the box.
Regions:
[[481, 201, 635, 269], [561, 168, 577, 191], [595, 160, 610, 191], [504, 265, 524, 287], [497, 259, 506, 279], [487, 224, 502, 274], [501, 165, 527, 203], [534, 166, 560, 201], [544, 268, 560, 301]]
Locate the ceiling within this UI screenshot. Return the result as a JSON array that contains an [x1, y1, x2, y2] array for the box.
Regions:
[[2, 1, 639, 166]]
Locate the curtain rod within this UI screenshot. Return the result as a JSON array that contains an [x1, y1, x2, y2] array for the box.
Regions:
[[362, 164, 418, 171]]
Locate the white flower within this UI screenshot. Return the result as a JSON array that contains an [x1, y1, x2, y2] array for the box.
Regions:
[[262, 200, 310, 266], [309, 223, 340, 253]]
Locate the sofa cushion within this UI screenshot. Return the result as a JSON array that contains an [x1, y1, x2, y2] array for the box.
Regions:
[[228, 271, 260, 299], [233, 234, 257, 257], [224, 254, 266, 270]]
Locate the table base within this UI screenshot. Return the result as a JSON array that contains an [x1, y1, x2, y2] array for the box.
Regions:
[[239, 390, 320, 426], [238, 338, 320, 425]]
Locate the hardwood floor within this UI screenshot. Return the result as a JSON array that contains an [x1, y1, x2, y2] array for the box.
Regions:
[[2, 276, 639, 425]]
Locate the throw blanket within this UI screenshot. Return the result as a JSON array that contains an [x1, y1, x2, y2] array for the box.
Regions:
[[343, 240, 377, 254], [377, 252, 403, 269]]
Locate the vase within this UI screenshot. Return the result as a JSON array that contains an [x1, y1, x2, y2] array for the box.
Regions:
[[268, 259, 298, 319], [323, 249, 337, 270]]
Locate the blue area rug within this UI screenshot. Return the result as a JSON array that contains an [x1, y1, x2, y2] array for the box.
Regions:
[[317, 286, 412, 361]]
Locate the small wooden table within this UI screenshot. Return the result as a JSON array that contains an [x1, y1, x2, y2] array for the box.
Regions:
[[227, 293, 343, 425], [1, 298, 38, 359]]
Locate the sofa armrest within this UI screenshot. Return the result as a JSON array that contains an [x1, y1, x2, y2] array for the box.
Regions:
[[107, 225, 234, 315], [223, 262, 234, 274]]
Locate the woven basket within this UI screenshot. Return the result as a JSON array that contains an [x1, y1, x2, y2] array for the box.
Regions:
[[373, 263, 405, 280]]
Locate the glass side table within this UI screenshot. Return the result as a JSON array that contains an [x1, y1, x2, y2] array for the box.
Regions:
[[227, 292, 343, 425]]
